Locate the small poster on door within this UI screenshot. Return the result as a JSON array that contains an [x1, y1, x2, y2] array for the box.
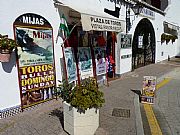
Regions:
[[141, 76, 156, 104], [138, 36, 143, 48]]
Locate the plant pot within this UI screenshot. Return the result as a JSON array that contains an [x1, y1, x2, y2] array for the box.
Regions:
[[63, 101, 99, 135], [0, 49, 11, 62]]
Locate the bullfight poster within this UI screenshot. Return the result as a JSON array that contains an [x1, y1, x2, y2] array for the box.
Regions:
[[14, 13, 56, 108], [93, 47, 106, 76], [78, 47, 93, 80], [63, 47, 77, 83], [141, 76, 156, 104]]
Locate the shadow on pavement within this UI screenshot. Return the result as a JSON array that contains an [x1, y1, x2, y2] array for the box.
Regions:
[[131, 89, 141, 102], [49, 108, 64, 128]]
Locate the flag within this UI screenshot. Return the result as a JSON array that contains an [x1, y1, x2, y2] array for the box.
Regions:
[[60, 14, 70, 39], [56, 13, 79, 46], [56, 14, 70, 46]]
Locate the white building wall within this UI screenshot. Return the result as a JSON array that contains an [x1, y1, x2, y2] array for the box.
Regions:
[[102, 1, 133, 74], [0, 0, 62, 110], [150, 0, 179, 62], [106, 0, 180, 70], [176, 34, 180, 56], [101, 0, 179, 72], [128, 0, 180, 63], [164, 0, 180, 57], [119, 48, 132, 74]]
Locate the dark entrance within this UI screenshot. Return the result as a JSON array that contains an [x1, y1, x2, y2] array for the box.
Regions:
[[132, 18, 156, 70]]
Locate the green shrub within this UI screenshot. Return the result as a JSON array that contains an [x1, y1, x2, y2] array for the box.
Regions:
[[0, 34, 19, 51], [59, 77, 105, 113], [58, 79, 73, 103]]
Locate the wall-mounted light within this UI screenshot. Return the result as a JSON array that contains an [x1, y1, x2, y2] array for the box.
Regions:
[[126, 3, 144, 33], [131, 4, 143, 15]]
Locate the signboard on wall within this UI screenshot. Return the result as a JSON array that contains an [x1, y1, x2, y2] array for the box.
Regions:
[[81, 14, 124, 32], [141, 76, 156, 104], [140, 7, 155, 20], [14, 13, 56, 108], [120, 34, 132, 49], [78, 47, 93, 79], [63, 47, 77, 83]]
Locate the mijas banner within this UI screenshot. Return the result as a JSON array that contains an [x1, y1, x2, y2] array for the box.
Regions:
[[78, 47, 93, 80], [14, 13, 56, 108], [63, 47, 77, 83], [141, 76, 156, 104]]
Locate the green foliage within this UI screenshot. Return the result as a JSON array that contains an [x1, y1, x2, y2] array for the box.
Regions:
[[59, 77, 105, 113], [58, 79, 73, 103], [0, 34, 19, 51], [161, 33, 178, 44]]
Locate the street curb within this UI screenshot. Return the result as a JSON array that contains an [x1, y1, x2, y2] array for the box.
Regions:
[[134, 93, 144, 135]]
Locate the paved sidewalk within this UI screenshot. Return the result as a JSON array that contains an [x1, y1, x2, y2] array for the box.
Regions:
[[153, 63, 180, 135], [0, 59, 179, 135], [0, 99, 68, 135], [95, 61, 177, 135]]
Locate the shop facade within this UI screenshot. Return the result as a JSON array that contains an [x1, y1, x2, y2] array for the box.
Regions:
[[55, 0, 127, 83], [52, 0, 180, 87], [1, 0, 180, 118], [0, 0, 127, 118]]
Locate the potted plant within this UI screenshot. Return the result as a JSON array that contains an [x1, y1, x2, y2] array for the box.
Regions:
[[161, 33, 166, 43], [171, 35, 178, 43], [58, 77, 105, 135], [161, 33, 178, 44], [0, 34, 19, 62]]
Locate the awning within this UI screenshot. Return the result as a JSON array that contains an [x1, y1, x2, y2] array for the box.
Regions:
[[55, 1, 125, 32], [163, 21, 179, 36], [166, 22, 179, 31]]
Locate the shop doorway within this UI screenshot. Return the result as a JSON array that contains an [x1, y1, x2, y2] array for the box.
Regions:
[[106, 31, 116, 79], [132, 18, 156, 70]]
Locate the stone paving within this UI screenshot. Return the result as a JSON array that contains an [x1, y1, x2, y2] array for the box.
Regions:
[[0, 58, 179, 135], [0, 99, 68, 135], [95, 62, 177, 135], [153, 65, 180, 135]]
